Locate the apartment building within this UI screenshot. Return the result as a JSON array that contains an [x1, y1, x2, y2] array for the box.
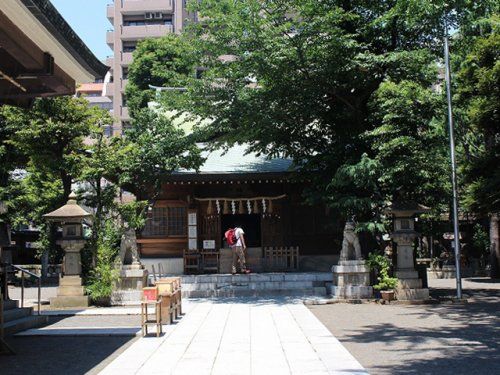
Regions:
[[76, 83, 114, 137], [106, 0, 188, 135]]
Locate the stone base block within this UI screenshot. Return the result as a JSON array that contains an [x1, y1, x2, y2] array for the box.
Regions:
[[331, 285, 373, 299], [111, 290, 143, 305], [59, 275, 83, 286], [397, 278, 422, 289], [395, 288, 429, 301], [57, 285, 85, 296], [396, 270, 419, 279], [50, 295, 89, 308]]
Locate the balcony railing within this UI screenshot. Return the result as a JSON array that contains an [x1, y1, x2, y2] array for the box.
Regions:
[[106, 56, 114, 67], [106, 4, 115, 20], [106, 30, 115, 47], [121, 0, 173, 13], [105, 82, 114, 96], [121, 24, 173, 40]]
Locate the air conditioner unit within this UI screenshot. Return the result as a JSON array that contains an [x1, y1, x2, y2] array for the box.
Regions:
[[145, 12, 153, 19], [154, 12, 163, 19]]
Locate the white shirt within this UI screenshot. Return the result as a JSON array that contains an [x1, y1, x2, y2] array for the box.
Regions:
[[234, 227, 245, 247]]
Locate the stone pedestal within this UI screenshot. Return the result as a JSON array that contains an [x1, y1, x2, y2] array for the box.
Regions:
[[393, 232, 429, 301], [50, 275, 89, 308], [331, 260, 373, 299], [111, 265, 148, 305], [50, 240, 90, 308]]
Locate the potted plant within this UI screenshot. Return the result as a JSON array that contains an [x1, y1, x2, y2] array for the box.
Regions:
[[367, 252, 398, 301], [373, 269, 398, 301]]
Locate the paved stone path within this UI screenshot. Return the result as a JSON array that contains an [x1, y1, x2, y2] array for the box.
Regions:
[[99, 298, 367, 375]]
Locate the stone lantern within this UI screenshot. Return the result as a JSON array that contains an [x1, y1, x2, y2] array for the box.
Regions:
[[386, 201, 430, 301], [44, 192, 91, 308]]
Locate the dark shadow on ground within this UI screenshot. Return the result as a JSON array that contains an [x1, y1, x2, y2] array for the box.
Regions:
[[334, 290, 499, 374], [0, 336, 137, 375]]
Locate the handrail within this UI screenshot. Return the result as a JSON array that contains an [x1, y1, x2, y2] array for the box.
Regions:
[[10, 264, 41, 315]]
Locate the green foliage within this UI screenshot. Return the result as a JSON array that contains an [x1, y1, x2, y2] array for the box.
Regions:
[[111, 109, 203, 198], [85, 220, 120, 302], [140, 0, 496, 226], [126, 34, 199, 115], [472, 223, 490, 258], [456, 16, 500, 214], [367, 252, 398, 291]]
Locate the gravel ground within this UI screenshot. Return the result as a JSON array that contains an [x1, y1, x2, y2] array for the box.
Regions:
[[309, 277, 500, 375]]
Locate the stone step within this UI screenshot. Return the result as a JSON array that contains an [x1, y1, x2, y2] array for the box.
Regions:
[[330, 285, 373, 299], [183, 287, 326, 298], [3, 299, 19, 310], [3, 307, 32, 323], [3, 315, 49, 336], [181, 280, 322, 292], [180, 272, 332, 284]]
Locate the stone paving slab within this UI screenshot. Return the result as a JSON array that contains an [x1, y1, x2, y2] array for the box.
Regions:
[[99, 297, 366, 375]]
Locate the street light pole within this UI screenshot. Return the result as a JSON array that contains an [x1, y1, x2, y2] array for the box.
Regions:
[[443, 18, 463, 300]]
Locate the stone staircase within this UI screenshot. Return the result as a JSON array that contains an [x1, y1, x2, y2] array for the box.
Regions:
[[2, 300, 48, 336], [180, 272, 332, 298]]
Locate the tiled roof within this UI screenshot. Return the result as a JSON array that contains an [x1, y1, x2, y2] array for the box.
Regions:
[[77, 83, 104, 92], [176, 144, 294, 175]]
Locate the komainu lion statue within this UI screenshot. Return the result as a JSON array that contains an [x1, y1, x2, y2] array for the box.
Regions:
[[339, 221, 362, 261]]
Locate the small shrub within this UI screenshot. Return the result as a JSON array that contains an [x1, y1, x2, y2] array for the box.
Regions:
[[85, 221, 120, 303], [367, 251, 398, 291]]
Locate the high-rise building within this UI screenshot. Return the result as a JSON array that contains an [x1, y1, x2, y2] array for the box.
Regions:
[[76, 82, 114, 137], [105, 0, 188, 136]]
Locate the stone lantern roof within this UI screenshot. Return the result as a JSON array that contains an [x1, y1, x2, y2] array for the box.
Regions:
[[43, 192, 91, 222], [385, 201, 430, 217]]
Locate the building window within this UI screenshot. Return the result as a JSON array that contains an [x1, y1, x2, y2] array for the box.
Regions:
[[143, 206, 187, 237]]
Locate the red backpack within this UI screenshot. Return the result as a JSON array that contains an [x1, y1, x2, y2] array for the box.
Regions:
[[225, 228, 237, 246]]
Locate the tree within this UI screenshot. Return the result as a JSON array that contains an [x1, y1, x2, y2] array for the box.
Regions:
[[111, 109, 203, 201], [125, 34, 199, 116], [149, 0, 496, 224], [456, 17, 500, 276], [0, 97, 110, 264]]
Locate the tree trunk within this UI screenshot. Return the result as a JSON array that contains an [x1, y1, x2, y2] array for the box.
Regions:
[[490, 213, 500, 278]]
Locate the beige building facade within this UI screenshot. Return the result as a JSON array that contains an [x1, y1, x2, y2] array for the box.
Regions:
[[105, 0, 189, 135]]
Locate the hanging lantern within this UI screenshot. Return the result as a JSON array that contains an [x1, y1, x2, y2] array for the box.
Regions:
[[262, 199, 267, 214], [207, 200, 213, 215], [223, 200, 230, 214], [238, 200, 245, 214], [253, 200, 260, 214], [231, 200, 236, 215], [216, 199, 221, 214], [247, 200, 252, 214], [268, 200, 274, 214]]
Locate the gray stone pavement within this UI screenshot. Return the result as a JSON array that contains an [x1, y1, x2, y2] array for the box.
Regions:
[[100, 297, 367, 375], [309, 277, 500, 375]]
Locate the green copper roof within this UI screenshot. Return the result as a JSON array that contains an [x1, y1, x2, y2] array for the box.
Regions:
[[176, 144, 294, 175]]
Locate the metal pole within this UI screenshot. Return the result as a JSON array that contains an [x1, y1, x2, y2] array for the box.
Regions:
[[444, 18, 463, 300]]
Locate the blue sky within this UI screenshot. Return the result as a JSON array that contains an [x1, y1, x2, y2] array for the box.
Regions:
[[50, 0, 111, 61]]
